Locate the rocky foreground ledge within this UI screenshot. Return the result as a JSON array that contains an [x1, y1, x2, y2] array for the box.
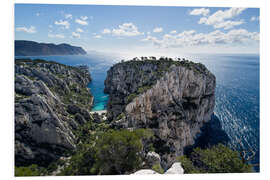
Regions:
[[104, 57, 216, 169], [15, 59, 93, 166]]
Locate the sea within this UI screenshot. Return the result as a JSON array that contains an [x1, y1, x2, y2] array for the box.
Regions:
[[16, 53, 259, 171]]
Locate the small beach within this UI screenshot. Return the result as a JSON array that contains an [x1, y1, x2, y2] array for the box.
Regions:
[[90, 110, 107, 115]]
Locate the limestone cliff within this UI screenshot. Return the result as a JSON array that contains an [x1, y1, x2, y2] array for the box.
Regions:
[[104, 58, 216, 169], [15, 59, 93, 166]]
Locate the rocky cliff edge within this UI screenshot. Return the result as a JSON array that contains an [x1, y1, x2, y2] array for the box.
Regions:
[[15, 59, 93, 166], [104, 57, 216, 169]]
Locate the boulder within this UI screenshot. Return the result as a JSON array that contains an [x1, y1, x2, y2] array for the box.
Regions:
[[146, 151, 161, 167], [165, 163, 184, 174], [132, 169, 159, 175]]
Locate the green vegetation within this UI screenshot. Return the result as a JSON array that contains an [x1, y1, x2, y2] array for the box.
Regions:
[[25, 75, 37, 81], [16, 58, 92, 109], [137, 85, 152, 94], [116, 112, 125, 120], [117, 57, 208, 75], [15, 164, 46, 176], [56, 73, 66, 79], [57, 86, 92, 109], [126, 85, 154, 103], [177, 144, 253, 173], [60, 128, 154, 175], [15, 93, 30, 101], [15, 58, 64, 66], [151, 164, 164, 174], [127, 93, 137, 103], [15, 58, 87, 74], [92, 129, 143, 174]]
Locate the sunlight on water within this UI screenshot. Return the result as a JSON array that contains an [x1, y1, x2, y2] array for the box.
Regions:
[[186, 54, 260, 171]]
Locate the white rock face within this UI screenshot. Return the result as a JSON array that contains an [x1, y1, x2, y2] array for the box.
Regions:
[[132, 169, 159, 175], [131, 162, 184, 175], [146, 151, 161, 166], [165, 162, 184, 174], [105, 60, 216, 169], [15, 61, 93, 166]]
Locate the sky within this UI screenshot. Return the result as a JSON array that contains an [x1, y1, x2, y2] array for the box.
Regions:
[[14, 4, 260, 57]]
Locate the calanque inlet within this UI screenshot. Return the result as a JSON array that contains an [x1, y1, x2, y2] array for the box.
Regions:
[[15, 57, 253, 175]]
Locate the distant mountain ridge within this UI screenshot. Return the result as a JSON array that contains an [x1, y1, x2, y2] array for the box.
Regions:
[[15, 40, 87, 56]]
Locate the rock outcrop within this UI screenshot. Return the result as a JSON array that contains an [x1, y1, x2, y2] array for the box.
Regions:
[[15, 40, 87, 56], [131, 169, 159, 175], [15, 59, 93, 166], [131, 162, 184, 175], [164, 163, 184, 174], [104, 58, 216, 169], [146, 151, 161, 167]]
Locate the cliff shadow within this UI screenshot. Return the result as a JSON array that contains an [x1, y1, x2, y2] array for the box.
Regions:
[[184, 113, 230, 155]]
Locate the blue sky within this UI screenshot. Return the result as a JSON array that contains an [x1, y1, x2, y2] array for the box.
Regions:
[[15, 4, 260, 57]]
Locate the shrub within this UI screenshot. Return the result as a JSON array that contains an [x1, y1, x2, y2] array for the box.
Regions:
[[178, 144, 253, 173], [127, 93, 137, 102], [59, 144, 96, 175], [151, 164, 164, 174], [15, 164, 45, 176], [93, 129, 144, 174], [60, 128, 153, 175], [133, 128, 154, 139]]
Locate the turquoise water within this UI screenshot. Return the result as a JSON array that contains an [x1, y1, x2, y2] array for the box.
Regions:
[[16, 53, 259, 170]]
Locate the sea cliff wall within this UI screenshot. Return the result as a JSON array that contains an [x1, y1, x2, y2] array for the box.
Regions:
[[104, 58, 216, 168]]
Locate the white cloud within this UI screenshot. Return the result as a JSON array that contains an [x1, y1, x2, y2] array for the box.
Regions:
[[141, 28, 259, 48], [80, 16, 88, 21], [190, 8, 210, 16], [94, 35, 102, 39], [107, 23, 143, 37], [170, 30, 177, 34], [153, 27, 163, 33], [76, 28, 84, 33], [16, 26, 36, 33], [212, 20, 244, 30], [250, 16, 259, 22], [198, 8, 246, 30], [65, 14, 72, 19], [75, 18, 88, 26], [102, 28, 111, 34], [48, 33, 65, 38], [72, 32, 80, 38], [54, 20, 70, 29]]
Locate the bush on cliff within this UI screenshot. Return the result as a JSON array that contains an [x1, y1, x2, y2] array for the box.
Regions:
[[15, 164, 46, 176], [151, 164, 164, 174], [178, 144, 252, 173], [60, 128, 153, 175], [59, 144, 96, 175], [92, 129, 151, 174]]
